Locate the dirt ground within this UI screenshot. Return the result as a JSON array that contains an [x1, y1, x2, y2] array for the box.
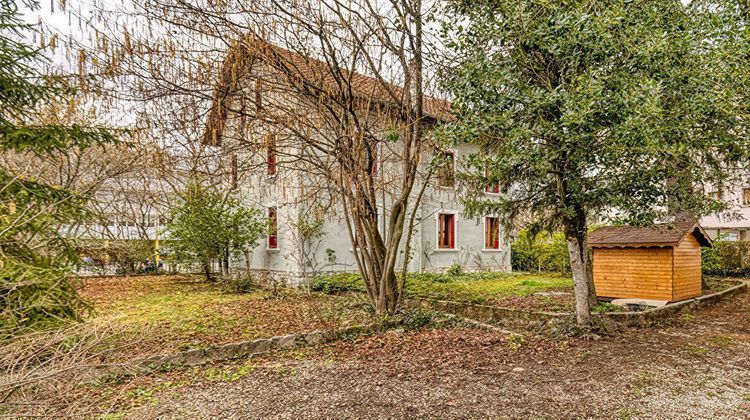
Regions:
[[118, 290, 750, 419]]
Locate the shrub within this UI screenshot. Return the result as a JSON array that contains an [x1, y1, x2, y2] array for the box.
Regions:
[[400, 308, 437, 330], [702, 239, 750, 277], [310, 273, 365, 294], [511, 229, 571, 273], [220, 274, 256, 294], [446, 263, 463, 276]]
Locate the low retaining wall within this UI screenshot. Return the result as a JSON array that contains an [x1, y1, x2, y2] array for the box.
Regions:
[[599, 282, 747, 327], [409, 298, 571, 327], [411, 282, 747, 329], [136, 321, 396, 370]]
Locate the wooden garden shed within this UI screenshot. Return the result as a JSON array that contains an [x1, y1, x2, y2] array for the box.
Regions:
[[588, 221, 712, 302]]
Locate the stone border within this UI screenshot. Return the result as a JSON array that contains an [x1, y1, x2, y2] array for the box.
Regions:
[[598, 282, 747, 327], [136, 321, 397, 370], [410, 281, 747, 328], [409, 297, 571, 327]]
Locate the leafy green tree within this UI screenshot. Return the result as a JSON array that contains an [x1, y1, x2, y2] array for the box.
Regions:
[[166, 184, 265, 281], [441, 0, 749, 324], [1, 1, 117, 334], [512, 229, 570, 274]]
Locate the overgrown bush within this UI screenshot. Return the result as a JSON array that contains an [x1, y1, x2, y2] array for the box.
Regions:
[[220, 274, 256, 294], [399, 308, 437, 330], [310, 273, 365, 294], [702, 239, 750, 277], [446, 263, 463, 276], [511, 229, 571, 273]]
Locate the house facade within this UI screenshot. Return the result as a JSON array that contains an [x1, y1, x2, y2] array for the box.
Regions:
[[701, 172, 750, 241], [202, 39, 512, 285]]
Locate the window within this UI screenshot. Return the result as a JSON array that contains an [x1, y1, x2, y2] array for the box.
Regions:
[[484, 166, 500, 194], [484, 216, 500, 250], [743, 187, 750, 206], [437, 151, 455, 188], [437, 213, 456, 249], [266, 134, 277, 176], [267, 207, 278, 249]]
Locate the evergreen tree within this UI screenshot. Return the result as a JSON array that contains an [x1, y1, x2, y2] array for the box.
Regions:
[[1, 1, 116, 334]]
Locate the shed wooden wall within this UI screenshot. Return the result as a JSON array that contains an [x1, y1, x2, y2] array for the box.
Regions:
[[672, 234, 703, 300], [592, 247, 674, 300]]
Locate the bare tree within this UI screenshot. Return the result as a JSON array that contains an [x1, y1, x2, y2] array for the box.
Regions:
[[59, 0, 450, 314]]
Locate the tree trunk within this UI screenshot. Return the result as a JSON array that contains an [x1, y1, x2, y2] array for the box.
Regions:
[[223, 250, 230, 277], [584, 245, 597, 308], [566, 235, 591, 325], [203, 260, 213, 282]]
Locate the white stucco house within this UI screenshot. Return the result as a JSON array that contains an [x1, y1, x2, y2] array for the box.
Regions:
[[200, 38, 512, 285], [701, 173, 750, 241]]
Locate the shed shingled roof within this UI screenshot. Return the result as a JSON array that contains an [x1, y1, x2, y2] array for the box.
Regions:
[[587, 220, 712, 248]]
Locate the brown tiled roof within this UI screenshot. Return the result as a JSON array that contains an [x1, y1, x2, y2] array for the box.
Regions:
[[587, 220, 712, 248], [202, 36, 453, 146]]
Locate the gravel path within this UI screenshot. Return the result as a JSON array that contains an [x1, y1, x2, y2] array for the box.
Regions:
[[132, 294, 750, 419]]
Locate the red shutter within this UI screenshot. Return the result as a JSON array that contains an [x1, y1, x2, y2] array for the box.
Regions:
[[493, 223, 500, 249], [492, 218, 499, 249], [448, 214, 455, 249], [484, 218, 490, 249], [268, 207, 278, 249]]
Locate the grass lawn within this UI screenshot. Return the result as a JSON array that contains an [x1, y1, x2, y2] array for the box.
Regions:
[[77, 275, 375, 356], [313, 271, 575, 311]]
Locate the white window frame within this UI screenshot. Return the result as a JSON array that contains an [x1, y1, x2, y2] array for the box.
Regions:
[[435, 210, 459, 251], [482, 215, 502, 252]]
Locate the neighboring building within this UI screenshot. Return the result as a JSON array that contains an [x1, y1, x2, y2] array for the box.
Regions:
[[66, 146, 201, 274], [588, 220, 712, 302], [201, 39, 512, 285], [701, 173, 750, 241]]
